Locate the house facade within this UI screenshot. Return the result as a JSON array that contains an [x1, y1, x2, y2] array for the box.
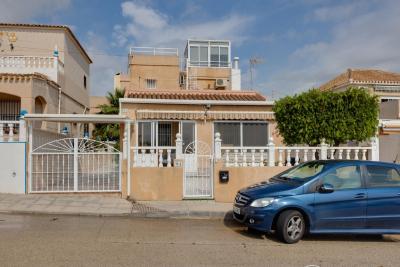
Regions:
[[0, 23, 92, 135], [319, 68, 400, 163], [114, 43, 376, 202]]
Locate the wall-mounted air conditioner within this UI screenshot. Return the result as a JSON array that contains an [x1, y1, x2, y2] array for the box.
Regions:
[[215, 78, 228, 88]]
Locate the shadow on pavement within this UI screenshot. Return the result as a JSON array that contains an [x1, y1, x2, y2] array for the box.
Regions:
[[222, 211, 400, 243]]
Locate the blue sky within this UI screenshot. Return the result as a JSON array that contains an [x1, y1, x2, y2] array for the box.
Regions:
[[2, 0, 400, 98]]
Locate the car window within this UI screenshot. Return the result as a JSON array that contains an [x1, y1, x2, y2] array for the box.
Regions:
[[365, 165, 400, 188], [320, 165, 362, 190], [279, 162, 326, 180]]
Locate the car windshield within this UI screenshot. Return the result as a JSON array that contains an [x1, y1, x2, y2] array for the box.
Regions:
[[275, 162, 326, 182]]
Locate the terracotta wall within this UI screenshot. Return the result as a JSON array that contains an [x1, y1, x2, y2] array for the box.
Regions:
[[213, 161, 289, 202], [130, 167, 183, 200], [128, 54, 180, 90]]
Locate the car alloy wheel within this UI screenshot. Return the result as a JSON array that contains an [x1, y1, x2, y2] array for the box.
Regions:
[[276, 210, 305, 244], [286, 216, 303, 240]]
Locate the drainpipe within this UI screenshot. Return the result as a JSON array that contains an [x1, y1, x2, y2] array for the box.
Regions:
[[58, 86, 61, 132]]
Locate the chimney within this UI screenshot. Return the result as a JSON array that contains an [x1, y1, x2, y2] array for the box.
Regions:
[[231, 57, 241, 91], [233, 57, 239, 70]]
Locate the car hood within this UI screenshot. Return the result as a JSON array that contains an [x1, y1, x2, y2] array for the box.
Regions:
[[239, 180, 300, 198]]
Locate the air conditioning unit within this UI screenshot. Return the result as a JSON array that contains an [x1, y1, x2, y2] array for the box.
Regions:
[[215, 78, 228, 88]]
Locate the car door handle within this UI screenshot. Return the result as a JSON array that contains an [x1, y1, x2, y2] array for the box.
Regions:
[[353, 193, 366, 199]]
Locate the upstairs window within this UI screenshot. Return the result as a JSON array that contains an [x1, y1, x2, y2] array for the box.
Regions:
[[83, 75, 87, 89], [146, 79, 157, 89]]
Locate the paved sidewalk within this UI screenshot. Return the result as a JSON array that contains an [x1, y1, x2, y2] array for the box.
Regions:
[[0, 194, 233, 219]]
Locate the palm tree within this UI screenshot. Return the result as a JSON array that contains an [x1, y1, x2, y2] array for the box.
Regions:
[[92, 89, 125, 148]]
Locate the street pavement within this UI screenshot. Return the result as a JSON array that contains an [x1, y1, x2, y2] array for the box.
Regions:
[[0, 194, 232, 218], [0, 213, 399, 267]]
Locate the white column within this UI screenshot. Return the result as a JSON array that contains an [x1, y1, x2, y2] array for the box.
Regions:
[[234, 149, 239, 167], [8, 123, 14, 137], [158, 149, 163, 167], [251, 149, 256, 167], [259, 149, 265, 167], [19, 119, 27, 142], [371, 136, 379, 161], [167, 149, 172, 167], [268, 137, 275, 167], [0, 123, 3, 141], [175, 133, 183, 160], [320, 139, 328, 160], [278, 149, 283, 166], [214, 132, 222, 160], [286, 149, 291, 166], [242, 149, 247, 167], [225, 149, 230, 167]]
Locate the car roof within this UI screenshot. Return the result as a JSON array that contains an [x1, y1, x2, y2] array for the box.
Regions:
[[312, 160, 399, 168]]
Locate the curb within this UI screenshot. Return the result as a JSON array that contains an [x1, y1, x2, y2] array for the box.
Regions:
[[0, 209, 234, 220]]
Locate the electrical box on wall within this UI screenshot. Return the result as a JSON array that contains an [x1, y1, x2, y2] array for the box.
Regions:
[[219, 170, 229, 183]]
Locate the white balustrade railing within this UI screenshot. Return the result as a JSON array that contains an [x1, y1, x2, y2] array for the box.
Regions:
[[133, 147, 176, 167], [215, 134, 378, 167], [222, 147, 269, 167], [0, 55, 62, 83], [0, 120, 20, 141]]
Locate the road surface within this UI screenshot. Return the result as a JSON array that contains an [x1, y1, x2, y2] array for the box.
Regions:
[[0, 214, 398, 266]]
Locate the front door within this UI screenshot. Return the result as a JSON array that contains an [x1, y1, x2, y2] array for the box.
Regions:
[[314, 164, 367, 231], [364, 164, 400, 229]]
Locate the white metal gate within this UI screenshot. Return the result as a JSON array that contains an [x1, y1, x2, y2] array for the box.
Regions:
[[183, 141, 213, 198], [30, 138, 121, 193]]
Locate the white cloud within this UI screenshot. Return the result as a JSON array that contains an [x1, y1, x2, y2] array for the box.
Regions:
[[262, 1, 400, 96], [114, 1, 254, 50], [311, 2, 366, 22], [84, 31, 127, 96], [0, 0, 71, 22]]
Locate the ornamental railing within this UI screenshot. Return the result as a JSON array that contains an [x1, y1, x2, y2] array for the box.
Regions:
[[214, 133, 379, 167]]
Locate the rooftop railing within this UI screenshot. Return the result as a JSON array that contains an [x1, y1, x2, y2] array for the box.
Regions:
[[129, 47, 179, 56]]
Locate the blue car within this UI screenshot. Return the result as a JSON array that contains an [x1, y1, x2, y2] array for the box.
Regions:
[[233, 160, 400, 243]]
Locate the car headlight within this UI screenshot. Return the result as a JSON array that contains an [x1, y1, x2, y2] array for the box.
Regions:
[[250, 197, 275, 207]]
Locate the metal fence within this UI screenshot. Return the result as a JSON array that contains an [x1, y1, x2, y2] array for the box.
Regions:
[[30, 138, 121, 193]]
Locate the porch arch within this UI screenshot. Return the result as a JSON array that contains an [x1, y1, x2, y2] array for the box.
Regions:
[[34, 96, 46, 128], [0, 92, 21, 121]]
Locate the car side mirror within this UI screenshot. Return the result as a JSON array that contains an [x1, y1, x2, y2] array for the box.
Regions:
[[318, 183, 334, 193]]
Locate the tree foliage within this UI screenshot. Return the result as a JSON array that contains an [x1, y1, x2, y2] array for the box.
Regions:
[[92, 89, 125, 147], [273, 88, 379, 146]]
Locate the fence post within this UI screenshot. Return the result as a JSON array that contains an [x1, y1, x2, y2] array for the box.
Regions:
[[175, 133, 182, 159], [320, 138, 328, 160], [19, 119, 27, 142], [268, 137, 275, 166], [122, 131, 127, 160], [214, 132, 222, 160], [73, 137, 78, 192], [371, 136, 379, 161]]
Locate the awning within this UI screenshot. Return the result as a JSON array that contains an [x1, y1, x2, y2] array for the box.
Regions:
[[136, 110, 275, 120], [23, 114, 130, 123], [380, 119, 400, 134]]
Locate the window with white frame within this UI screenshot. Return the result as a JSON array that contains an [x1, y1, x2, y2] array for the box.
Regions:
[[188, 40, 230, 67], [146, 79, 157, 89], [137, 121, 188, 147], [214, 122, 268, 147]]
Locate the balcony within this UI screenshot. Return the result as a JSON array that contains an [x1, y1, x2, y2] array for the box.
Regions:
[[0, 55, 64, 83]]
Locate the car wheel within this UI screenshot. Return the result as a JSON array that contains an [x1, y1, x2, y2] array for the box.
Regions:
[[276, 210, 305, 244]]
